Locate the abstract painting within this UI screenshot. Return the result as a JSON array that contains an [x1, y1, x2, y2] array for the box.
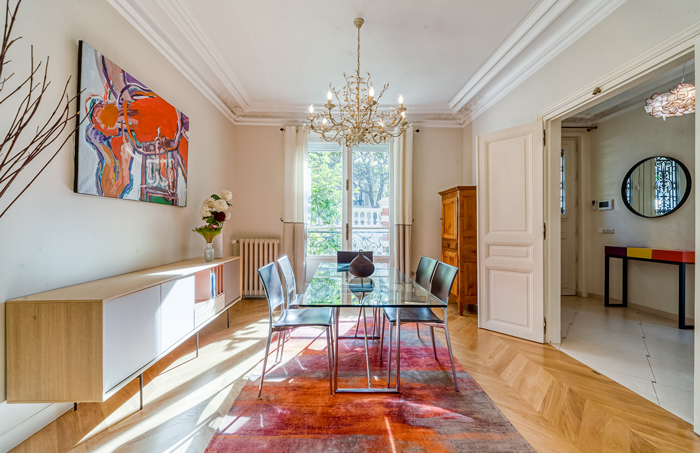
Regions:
[[75, 41, 188, 206]]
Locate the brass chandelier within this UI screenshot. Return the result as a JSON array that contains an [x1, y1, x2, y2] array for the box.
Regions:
[[307, 18, 409, 147]]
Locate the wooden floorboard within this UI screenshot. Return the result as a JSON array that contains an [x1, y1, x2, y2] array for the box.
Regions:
[[11, 300, 699, 453]]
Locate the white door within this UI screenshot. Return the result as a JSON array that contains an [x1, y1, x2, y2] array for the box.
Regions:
[[477, 121, 544, 343], [560, 138, 577, 296]]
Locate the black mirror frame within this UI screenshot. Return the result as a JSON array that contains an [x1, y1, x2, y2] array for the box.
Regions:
[[621, 155, 692, 218]]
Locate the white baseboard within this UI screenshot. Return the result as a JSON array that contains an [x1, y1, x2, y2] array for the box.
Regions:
[[0, 403, 73, 453]]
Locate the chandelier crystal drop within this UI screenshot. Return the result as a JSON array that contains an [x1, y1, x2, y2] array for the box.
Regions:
[[307, 18, 409, 147]]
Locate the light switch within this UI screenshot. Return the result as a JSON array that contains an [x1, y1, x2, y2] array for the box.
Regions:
[[610, 228, 615, 234], [598, 228, 603, 233]]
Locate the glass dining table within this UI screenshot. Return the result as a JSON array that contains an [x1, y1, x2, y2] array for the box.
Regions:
[[299, 263, 448, 394]]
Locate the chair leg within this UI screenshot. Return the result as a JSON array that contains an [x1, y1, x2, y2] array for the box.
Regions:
[[430, 326, 437, 360], [354, 307, 362, 337], [279, 329, 287, 362], [442, 318, 459, 392], [258, 329, 274, 399], [387, 322, 394, 388], [275, 331, 282, 363], [326, 327, 333, 396], [379, 313, 386, 361], [416, 324, 421, 339]]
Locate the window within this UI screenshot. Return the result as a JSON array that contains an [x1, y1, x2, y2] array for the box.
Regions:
[[654, 157, 679, 215], [307, 138, 390, 257]]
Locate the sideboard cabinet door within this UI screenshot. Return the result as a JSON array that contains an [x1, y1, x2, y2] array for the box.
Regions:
[[103, 286, 160, 392], [223, 259, 241, 304], [160, 276, 195, 354]]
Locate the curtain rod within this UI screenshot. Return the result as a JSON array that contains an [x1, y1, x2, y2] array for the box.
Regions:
[[562, 126, 598, 131]]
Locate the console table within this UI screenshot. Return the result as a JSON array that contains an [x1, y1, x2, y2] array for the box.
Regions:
[[605, 246, 694, 329], [6, 256, 241, 405]]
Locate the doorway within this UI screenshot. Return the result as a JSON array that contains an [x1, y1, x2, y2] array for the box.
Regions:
[[555, 59, 695, 424]]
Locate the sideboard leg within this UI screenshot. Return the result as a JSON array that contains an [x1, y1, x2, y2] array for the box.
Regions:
[[196, 331, 200, 358], [227, 309, 230, 329], [73, 403, 77, 411]]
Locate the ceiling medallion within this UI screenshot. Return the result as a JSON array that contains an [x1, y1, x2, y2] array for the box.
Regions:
[[307, 18, 409, 147], [644, 63, 696, 120]]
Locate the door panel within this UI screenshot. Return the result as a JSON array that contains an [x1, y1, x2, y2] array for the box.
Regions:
[[442, 197, 458, 240], [477, 121, 544, 343]]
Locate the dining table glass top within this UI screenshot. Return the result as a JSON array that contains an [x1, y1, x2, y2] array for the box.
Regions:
[[299, 263, 447, 308]]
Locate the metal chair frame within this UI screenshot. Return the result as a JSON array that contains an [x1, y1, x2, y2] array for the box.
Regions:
[[257, 262, 334, 398], [379, 260, 459, 392]]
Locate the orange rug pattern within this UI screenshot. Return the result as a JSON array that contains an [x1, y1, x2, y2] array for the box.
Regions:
[[207, 317, 533, 452]]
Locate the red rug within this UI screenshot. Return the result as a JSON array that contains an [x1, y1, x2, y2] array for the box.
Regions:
[[206, 317, 533, 452]]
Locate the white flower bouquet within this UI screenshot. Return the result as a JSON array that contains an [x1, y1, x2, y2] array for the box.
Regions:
[[193, 189, 233, 243]]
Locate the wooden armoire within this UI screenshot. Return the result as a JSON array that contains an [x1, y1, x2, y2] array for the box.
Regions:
[[439, 186, 477, 315]]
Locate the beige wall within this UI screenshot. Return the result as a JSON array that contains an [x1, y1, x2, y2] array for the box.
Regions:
[[583, 108, 695, 317], [0, 0, 235, 449], [412, 128, 464, 271], [229, 125, 286, 252]]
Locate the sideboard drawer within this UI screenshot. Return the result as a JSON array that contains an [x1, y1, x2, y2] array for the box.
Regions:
[[195, 294, 226, 327]]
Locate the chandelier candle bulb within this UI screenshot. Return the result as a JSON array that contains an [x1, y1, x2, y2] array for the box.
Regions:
[[398, 94, 404, 107]]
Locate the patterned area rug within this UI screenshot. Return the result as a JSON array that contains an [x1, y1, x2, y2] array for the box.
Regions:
[[206, 316, 533, 452]]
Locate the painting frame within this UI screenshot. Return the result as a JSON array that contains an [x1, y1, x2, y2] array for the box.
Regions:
[[74, 41, 189, 207]]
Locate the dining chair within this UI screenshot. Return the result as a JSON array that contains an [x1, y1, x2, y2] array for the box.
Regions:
[[257, 262, 334, 398], [278, 255, 302, 309], [412, 256, 439, 338], [380, 261, 459, 391]]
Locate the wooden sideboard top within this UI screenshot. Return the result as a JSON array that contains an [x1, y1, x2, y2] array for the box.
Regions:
[[8, 256, 241, 304]]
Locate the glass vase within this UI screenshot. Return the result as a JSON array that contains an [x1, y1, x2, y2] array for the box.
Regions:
[[204, 242, 214, 262]]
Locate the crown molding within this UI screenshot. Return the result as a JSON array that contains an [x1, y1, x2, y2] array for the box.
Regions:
[[457, 0, 626, 126], [449, 0, 571, 111], [156, 0, 251, 108], [108, 0, 247, 122], [538, 20, 700, 122], [109, 0, 625, 128]]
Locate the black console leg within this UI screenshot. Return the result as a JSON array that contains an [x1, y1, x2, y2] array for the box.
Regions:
[[679, 263, 693, 330], [604, 255, 610, 306], [622, 257, 628, 307]]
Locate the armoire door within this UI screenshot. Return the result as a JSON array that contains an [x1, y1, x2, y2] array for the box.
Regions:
[[477, 121, 544, 343]]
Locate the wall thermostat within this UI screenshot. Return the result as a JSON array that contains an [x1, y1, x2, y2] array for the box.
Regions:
[[597, 199, 614, 210]]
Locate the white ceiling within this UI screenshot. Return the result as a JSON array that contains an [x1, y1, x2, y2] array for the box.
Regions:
[[108, 0, 626, 126], [196, 0, 538, 107]]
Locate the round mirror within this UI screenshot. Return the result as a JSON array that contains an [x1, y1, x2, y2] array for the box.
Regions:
[[621, 156, 692, 218]]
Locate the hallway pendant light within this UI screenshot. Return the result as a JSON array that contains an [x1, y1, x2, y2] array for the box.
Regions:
[[645, 62, 696, 120], [307, 18, 409, 147]]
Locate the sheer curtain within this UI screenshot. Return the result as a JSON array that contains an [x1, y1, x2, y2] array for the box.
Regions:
[[390, 127, 413, 275], [282, 126, 309, 292]]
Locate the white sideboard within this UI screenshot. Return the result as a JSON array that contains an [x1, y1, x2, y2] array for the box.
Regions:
[[6, 256, 241, 403]]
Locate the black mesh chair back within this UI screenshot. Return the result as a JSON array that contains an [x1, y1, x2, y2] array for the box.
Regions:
[[258, 262, 286, 317], [415, 256, 438, 290], [430, 262, 459, 304], [337, 250, 374, 264], [277, 255, 296, 300]]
